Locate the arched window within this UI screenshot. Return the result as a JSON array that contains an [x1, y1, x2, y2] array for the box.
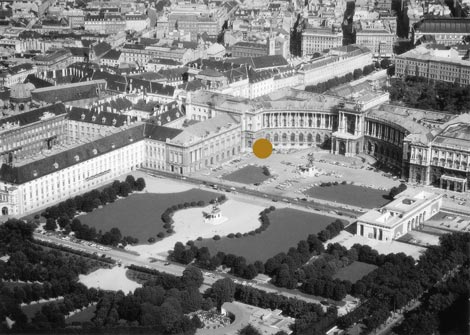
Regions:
[[299, 133, 304, 143], [307, 133, 313, 143], [316, 134, 321, 143], [274, 133, 279, 143], [282, 133, 287, 143], [290, 133, 296, 143]]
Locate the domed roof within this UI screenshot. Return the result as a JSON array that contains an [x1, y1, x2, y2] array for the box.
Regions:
[[10, 83, 35, 100]]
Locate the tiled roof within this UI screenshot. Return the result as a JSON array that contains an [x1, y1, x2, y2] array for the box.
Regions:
[[171, 40, 198, 49], [92, 71, 127, 92], [416, 17, 470, 34], [177, 79, 208, 91], [101, 49, 121, 60], [0, 103, 66, 128], [154, 102, 185, 126], [186, 58, 241, 72], [0, 124, 146, 184], [143, 123, 183, 141], [68, 107, 130, 126], [24, 74, 53, 89], [128, 78, 175, 97], [156, 67, 188, 80], [31, 80, 106, 103], [248, 68, 274, 83], [93, 42, 112, 57], [170, 113, 240, 145], [129, 72, 165, 81], [9, 63, 34, 74], [68, 47, 90, 57], [231, 55, 289, 70], [104, 97, 133, 111]]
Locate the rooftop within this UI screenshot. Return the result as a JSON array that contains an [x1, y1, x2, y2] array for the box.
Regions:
[[0, 123, 146, 184], [433, 119, 470, 150], [358, 190, 442, 229], [397, 47, 470, 66], [31, 80, 106, 103], [169, 113, 240, 145]]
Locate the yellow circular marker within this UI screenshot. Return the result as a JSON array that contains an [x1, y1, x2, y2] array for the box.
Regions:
[[253, 138, 273, 159]]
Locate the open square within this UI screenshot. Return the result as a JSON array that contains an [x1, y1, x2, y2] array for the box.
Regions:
[[222, 164, 271, 185], [304, 184, 390, 209], [195, 208, 337, 263]]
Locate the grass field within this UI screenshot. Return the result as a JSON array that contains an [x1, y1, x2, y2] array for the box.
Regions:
[[195, 208, 335, 263], [332, 261, 378, 283], [305, 184, 389, 208], [222, 165, 270, 185], [65, 305, 97, 324], [22, 299, 64, 321], [79, 189, 220, 243]]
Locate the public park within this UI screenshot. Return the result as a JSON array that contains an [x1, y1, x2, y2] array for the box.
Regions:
[[195, 208, 336, 263], [78, 188, 222, 243]]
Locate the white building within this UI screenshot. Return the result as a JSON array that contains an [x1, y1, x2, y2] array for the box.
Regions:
[[356, 190, 443, 241], [0, 124, 146, 216], [125, 13, 151, 32], [299, 45, 373, 86]]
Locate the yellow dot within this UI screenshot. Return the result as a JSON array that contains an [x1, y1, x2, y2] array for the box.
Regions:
[[253, 138, 273, 159]]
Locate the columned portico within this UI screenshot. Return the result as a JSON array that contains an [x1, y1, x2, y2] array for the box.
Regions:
[[440, 175, 468, 193], [330, 105, 365, 157]]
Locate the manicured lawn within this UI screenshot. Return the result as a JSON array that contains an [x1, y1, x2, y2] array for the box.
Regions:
[[22, 299, 64, 321], [305, 184, 389, 208], [66, 305, 97, 324], [79, 189, 220, 244], [222, 165, 270, 185], [195, 208, 336, 263], [332, 261, 378, 283]]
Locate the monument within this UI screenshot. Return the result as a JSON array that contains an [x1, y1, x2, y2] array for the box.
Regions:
[[203, 199, 228, 225], [298, 152, 320, 176]]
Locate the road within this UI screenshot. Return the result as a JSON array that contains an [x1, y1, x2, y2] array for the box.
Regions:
[[140, 167, 359, 221], [34, 232, 327, 308], [30, 168, 362, 309]]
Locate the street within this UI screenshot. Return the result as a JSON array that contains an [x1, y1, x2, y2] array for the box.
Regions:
[[34, 232, 328, 308]]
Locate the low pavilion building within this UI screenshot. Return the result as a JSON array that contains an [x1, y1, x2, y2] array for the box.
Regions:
[[356, 190, 443, 241]]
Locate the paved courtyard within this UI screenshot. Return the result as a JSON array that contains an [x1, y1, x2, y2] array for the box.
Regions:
[[190, 148, 399, 210]]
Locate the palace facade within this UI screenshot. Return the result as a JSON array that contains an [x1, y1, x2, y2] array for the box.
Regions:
[[185, 87, 470, 192], [2, 85, 470, 217]]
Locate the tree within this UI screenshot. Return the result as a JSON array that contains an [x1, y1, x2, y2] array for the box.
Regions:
[[63, 224, 72, 235], [125, 175, 136, 190], [353, 68, 363, 80], [135, 177, 146, 191], [105, 187, 117, 202], [182, 266, 204, 288], [239, 324, 262, 335], [118, 182, 132, 197], [210, 278, 235, 311], [44, 218, 57, 231], [380, 59, 391, 69], [71, 218, 82, 231]]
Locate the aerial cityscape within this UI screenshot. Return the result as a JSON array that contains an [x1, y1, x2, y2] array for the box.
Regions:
[[0, 0, 469, 334]]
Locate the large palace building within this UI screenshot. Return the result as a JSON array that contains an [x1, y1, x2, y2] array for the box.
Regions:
[[1, 83, 470, 217], [185, 85, 470, 193]]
